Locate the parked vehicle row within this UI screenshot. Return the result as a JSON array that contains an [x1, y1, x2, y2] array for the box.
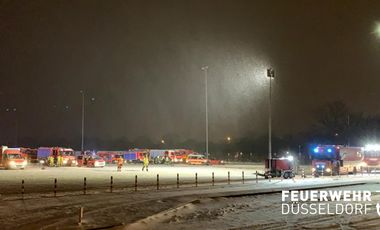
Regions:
[[1, 144, 226, 169]]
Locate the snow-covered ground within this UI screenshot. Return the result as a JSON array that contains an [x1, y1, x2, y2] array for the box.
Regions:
[[127, 183, 380, 230], [1, 170, 380, 229], [0, 164, 266, 195]]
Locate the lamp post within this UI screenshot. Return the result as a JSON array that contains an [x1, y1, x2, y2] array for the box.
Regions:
[[5, 107, 18, 146], [226, 136, 231, 161], [267, 68, 275, 172], [201, 66, 209, 160], [80, 90, 85, 152]]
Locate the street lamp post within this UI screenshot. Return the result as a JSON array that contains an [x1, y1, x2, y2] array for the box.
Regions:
[[267, 68, 275, 172], [80, 90, 85, 152], [201, 66, 209, 160], [5, 108, 18, 146]]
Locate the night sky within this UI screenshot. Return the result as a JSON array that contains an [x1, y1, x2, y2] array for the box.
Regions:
[[1, 0, 380, 147]]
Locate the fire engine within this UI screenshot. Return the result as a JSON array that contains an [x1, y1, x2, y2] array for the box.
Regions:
[[37, 147, 76, 166], [339, 146, 365, 174], [310, 145, 342, 176], [362, 144, 380, 170]]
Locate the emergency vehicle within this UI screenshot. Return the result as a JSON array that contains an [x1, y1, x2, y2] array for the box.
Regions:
[[0, 146, 27, 169], [310, 145, 342, 176], [263, 157, 295, 179], [362, 144, 380, 170], [37, 147, 76, 166], [186, 154, 208, 165], [339, 146, 365, 174]]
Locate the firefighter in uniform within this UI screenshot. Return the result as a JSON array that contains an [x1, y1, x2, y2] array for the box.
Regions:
[[48, 155, 54, 167], [58, 154, 63, 167], [142, 154, 149, 172], [117, 157, 123, 172]]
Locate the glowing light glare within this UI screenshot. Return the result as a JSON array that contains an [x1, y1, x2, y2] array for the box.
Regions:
[[374, 22, 380, 39], [287, 155, 294, 161], [313, 147, 319, 153], [327, 148, 332, 153], [364, 144, 380, 151]]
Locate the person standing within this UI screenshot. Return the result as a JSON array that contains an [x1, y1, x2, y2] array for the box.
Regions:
[[48, 155, 54, 167], [58, 154, 63, 167], [117, 157, 123, 172], [142, 154, 149, 172]]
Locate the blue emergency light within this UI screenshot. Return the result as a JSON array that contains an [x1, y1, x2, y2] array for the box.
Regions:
[[313, 147, 319, 153], [327, 148, 332, 153]]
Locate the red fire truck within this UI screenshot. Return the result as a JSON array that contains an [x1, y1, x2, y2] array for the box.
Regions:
[[37, 147, 76, 166], [362, 144, 380, 170], [310, 145, 343, 176], [339, 146, 365, 174]]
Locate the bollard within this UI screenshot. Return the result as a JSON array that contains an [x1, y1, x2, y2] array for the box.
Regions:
[[212, 172, 215, 186], [110, 176, 113, 193], [228, 171, 230, 185], [134, 175, 138, 192], [195, 173, 198, 187], [21, 179, 25, 199], [255, 171, 258, 184], [78, 207, 84, 225], [157, 174, 160, 190], [177, 173, 179, 188], [330, 169, 333, 177], [54, 178, 57, 197], [321, 170, 324, 177], [83, 177, 87, 195], [269, 174, 272, 182], [302, 169, 305, 178], [242, 171, 245, 184], [347, 167, 349, 177]]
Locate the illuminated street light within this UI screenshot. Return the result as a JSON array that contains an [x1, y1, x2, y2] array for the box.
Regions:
[[161, 139, 165, 144], [227, 136, 231, 142], [374, 22, 380, 39], [201, 66, 209, 160]]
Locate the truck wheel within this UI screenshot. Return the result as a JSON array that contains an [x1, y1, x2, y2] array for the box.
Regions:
[[283, 172, 289, 179], [290, 173, 295, 178]]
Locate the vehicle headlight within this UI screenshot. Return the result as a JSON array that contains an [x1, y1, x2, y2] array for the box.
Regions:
[[63, 160, 68, 164], [9, 161, 16, 165], [221, 160, 224, 164], [312, 167, 316, 172], [326, 168, 331, 173], [39, 160, 45, 164], [72, 160, 76, 164]]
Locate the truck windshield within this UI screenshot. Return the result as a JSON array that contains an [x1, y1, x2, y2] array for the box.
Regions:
[[7, 154, 23, 159], [364, 151, 380, 158], [60, 151, 74, 156]]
